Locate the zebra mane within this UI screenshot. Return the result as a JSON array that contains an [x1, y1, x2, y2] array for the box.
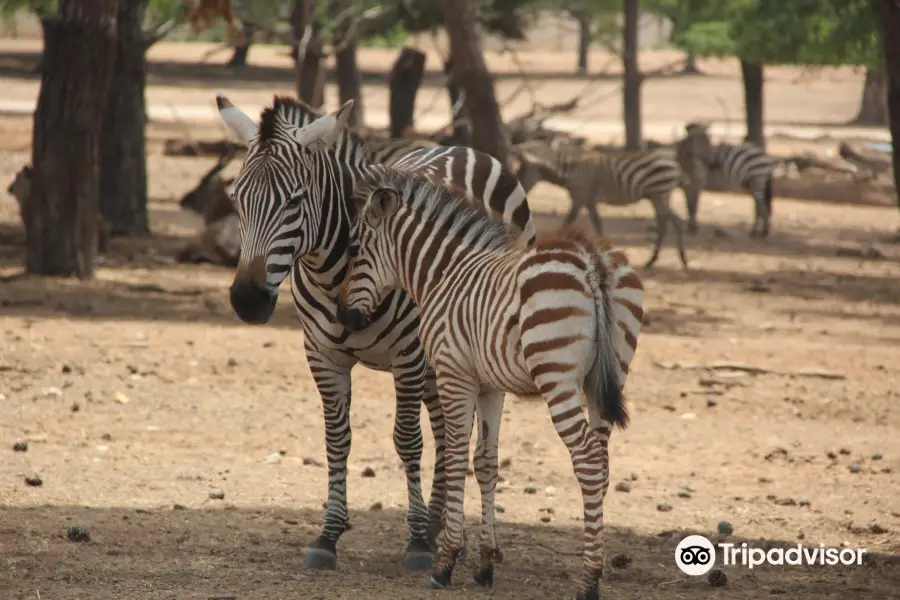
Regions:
[[256, 96, 368, 160], [361, 167, 515, 252]]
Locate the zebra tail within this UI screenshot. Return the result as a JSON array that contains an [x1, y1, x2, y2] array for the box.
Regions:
[[764, 174, 774, 214], [584, 270, 628, 430]]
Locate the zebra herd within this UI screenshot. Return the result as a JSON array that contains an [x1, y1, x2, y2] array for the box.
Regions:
[[212, 94, 772, 599]]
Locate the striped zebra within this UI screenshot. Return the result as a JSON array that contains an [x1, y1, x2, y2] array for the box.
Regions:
[[337, 167, 645, 600], [215, 94, 536, 572], [678, 122, 777, 237], [512, 140, 688, 268]]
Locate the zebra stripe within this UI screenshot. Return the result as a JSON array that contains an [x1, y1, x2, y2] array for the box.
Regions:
[[677, 123, 777, 237], [512, 140, 687, 268], [217, 95, 535, 570], [337, 167, 645, 599]]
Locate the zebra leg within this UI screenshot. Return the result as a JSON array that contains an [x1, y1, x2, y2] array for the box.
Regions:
[[684, 186, 700, 235], [761, 176, 774, 237], [304, 356, 354, 570], [585, 201, 605, 236], [472, 390, 505, 588], [391, 352, 436, 571], [538, 379, 610, 600], [668, 205, 690, 269], [422, 371, 448, 547], [427, 371, 478, 590], [562, 197, 582, 228], [644, 198, 670, 269]]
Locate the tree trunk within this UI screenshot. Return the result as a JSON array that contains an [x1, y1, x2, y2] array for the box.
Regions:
[[853, 67, 888, 126], [100, 0, 149, 237], [741, 60, 765, 149], [333, 0, 364, 128], [227, 21, 255, 68], [573, 9, 590, 75], [388, 47, 425, 138], [682, 53, 701, 74], [444, 57, 472, 146], [291, 0, 324, 107], [623, 0, 642, 151], [27, 0, 118, 278], [882, 0, 900, 216], [439, 0, 511, 166]]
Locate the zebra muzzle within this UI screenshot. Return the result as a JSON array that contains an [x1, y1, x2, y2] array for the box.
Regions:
[[336, 304, 371, 332]]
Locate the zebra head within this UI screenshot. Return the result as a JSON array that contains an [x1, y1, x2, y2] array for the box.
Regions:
[[337, 186, 403, 333], [216, 94, 354, 324]]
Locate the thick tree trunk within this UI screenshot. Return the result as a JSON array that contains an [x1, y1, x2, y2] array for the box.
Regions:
[[100, 0, 149, 237], [741, 60, 765, 149], [27, 0, 118, 278], [623, 0, 642, 150], [291, 0, 325, 107], [853, 67, 888, 126], [573, 9, 590, 75], [444, 57, 472, 146], [333, 0, 364, 128], [883, 0, 900, 217], [388, 47, 425, 138], [439, 0, 511, 166], [227, 22, 255, 68], [682, 53, 701, 74]]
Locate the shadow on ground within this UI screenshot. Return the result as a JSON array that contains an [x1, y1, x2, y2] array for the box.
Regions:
[[1, 504, 896, 600]]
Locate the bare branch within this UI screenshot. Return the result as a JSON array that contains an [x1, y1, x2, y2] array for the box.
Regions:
[[641, 58, 686, 80], [198, 43, 233, 63], [142, 19, 178, 49]]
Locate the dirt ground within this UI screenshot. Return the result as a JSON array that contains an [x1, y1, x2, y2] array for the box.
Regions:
[[2, 40, 900, 600]]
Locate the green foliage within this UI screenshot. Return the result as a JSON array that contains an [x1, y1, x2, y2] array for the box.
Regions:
[[647, 0, 881, 69], [0, 0, 56, 34]]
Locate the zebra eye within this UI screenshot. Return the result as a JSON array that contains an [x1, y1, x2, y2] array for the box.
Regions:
[[287, 194, 303, 208], [348, 242, 359, 258]]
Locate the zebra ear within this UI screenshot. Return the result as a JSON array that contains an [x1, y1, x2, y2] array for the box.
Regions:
[[292, 100, 355, 152], [216, 94, 258, 146], [365, 187, 399, 226]]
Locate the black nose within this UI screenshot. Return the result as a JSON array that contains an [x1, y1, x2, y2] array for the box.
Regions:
[[230, 280, 277, 324], [336, 304, 370, 332]]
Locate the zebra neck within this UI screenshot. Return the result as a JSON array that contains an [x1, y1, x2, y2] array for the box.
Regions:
[[294, 147, 368, 293], [398, 225, 514, 309]]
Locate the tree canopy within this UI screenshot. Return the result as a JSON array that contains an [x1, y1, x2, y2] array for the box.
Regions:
[[646, 0, 882, 69]]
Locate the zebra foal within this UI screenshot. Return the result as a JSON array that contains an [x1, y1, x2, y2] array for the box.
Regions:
[[337, 167, 645, 600], [513, 140, 688, 268]]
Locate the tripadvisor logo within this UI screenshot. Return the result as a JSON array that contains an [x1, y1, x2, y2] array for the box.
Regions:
[[675, 535, 867, 575]]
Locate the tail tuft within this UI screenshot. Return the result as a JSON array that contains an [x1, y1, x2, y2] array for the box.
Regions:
[[585, 274, 629, 431]]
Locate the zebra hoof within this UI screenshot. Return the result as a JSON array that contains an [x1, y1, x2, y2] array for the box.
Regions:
[[473, 565, 494, 588], [304, 536, 338, 570], [405, 538, 435, 571], [427, 573, 451, 589], [576, 585, 599, 600]]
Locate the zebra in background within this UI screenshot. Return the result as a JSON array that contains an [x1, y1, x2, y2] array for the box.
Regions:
[[337, 167, 645, 600], [512, 140, 688, 268], [215, 94, 536, 572], [677, 122, 777, 237]]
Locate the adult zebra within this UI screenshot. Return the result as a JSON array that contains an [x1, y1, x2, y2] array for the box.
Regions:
[[337, 166, 645, 599], [676, 122, 777, 237], [215, 94, 536, 572], [512, 140, 687, 268]]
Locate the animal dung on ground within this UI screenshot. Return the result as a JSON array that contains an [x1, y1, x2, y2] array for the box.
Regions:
[[67, 525, 91, 543]]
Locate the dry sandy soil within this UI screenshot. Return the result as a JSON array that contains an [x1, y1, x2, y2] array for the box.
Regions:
[[1, 41, 900, 600]]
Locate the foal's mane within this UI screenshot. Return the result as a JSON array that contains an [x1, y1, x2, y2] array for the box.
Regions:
[[360, 167, 516, 251]]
